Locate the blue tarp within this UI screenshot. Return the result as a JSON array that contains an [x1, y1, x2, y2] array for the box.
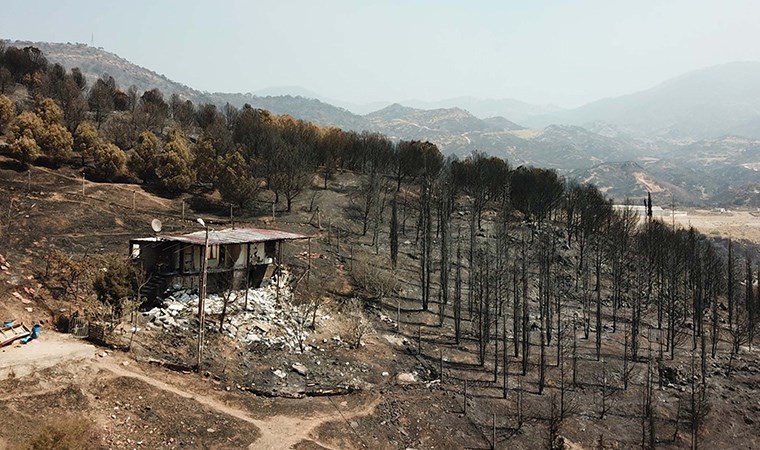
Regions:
[[20, 324, 41, 344]]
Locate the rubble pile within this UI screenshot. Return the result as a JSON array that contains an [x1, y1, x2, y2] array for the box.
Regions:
[[142, 272, 320, 353]]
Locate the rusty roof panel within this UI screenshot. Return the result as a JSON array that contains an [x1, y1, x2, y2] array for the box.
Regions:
[[152, 227, 307, 246]]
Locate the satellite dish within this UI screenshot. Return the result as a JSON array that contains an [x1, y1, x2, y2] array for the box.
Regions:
[[151, 219, 163, 233]]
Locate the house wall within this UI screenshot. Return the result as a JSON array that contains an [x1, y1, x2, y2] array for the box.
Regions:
[[163, 241, 278, 274], [135, 239, 282, 294]]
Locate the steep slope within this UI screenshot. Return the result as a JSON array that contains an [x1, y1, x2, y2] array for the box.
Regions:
[[10, 40, 217, 104], [528, 62, 760, 138]]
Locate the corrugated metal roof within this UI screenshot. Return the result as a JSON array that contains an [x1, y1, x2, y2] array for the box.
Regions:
[[150, 227, 307, 246]]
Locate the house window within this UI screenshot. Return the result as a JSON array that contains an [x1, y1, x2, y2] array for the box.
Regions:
[[182, 247, 194, 272]]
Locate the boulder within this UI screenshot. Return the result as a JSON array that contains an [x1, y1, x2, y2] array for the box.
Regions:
[[396, 372, 417, 384], [291, 363, 309, 376]]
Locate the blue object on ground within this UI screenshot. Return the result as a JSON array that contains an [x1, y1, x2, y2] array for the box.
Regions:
[[3, 320, 13, 327], [21, 324, 41, 344]]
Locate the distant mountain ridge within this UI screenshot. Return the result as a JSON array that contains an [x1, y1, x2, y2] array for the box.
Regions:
[[527, 61, 760, 139], [401, 96, 563, 124], [4, 40, 758, 206]]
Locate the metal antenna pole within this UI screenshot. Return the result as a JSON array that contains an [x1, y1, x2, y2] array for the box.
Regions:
[[197, 225, 209, 372]]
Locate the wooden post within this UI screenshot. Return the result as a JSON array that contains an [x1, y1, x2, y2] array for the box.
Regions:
[[181, 200, 185, 220], [272, 203, 276, 222], [463, 379, 467, 414], [397, 301, 401, 332], [133, 191, 136, 211], [276, 240, 283, 302], [439, 348, 443, 381], [230, 204, 233, 228], [336, 227, 340, 254], [350, 245, 353, 271], [418, 324, 422, 355], [492, 413, 496, 450], [81, 173, 85, 197], [27, 170, 30, 191], [518, 376, 523, 428], [307, 238, 311, 283], [244, 243, 251, 310]]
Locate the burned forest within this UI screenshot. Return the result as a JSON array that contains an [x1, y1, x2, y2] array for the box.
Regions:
[[0, 43, 759, 450]]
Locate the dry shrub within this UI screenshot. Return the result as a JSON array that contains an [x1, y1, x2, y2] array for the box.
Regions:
[[19, 416, 97, 450], [344, 298, 372, 348], [351, 257, 398, 301]]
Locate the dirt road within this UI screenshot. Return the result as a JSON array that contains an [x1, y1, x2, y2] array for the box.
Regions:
[[0, 331, 380, 449], [99, 360, 380, 449], [0, 331, 96, 378]]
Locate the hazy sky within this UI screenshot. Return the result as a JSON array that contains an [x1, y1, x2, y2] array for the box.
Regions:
[[2, 0, 760, 107]]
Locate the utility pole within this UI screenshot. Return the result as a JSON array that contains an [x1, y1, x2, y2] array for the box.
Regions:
[[197, 218, 209, 373]]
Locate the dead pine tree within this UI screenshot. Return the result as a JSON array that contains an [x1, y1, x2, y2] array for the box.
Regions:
[[513, 258, 521, 359], [641, 358, 656, 450], [455, 235, 463, 344], [521, 231, 530, 376], [597, 359, 616, 419], [539, 322, 546, 394], [439, 188, 451, 326], [688, 344, 711, 450], [517, 375, 524, 429], [572, 318, 578, 387], [390, 195, 399, 269], [594, 235, 604, 361], [419, 181, 432, 311], [547, 393, 561, 450], [502, 309, 509, 399], [493, 310, 499, 383]]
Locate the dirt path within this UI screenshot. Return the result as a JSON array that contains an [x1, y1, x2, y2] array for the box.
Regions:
[[0, 333, 96, 378], [98, 360, 379, 450]]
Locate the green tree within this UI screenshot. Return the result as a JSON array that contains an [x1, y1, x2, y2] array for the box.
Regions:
[[9, 134, 42, 163], [129, 130, 161, 181], [35, 97, 64, 125], [23, 97, 74, 162], [7, 111, 45, 163], [73, 121, 100, 157], [93, 257, 139, 318], [218, 149, 260, 207], [90, 142, 127, 181], [192, 136, 220, 184], [155, 128, 194, 192], [38, 122, 73, 161], [0, 94, 15, 132]]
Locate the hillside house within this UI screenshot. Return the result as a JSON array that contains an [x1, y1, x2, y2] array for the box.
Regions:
[[129, 227, 307, 300]]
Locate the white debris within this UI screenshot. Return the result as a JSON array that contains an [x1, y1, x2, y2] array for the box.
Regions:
[[141, 270, 320, 353]]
